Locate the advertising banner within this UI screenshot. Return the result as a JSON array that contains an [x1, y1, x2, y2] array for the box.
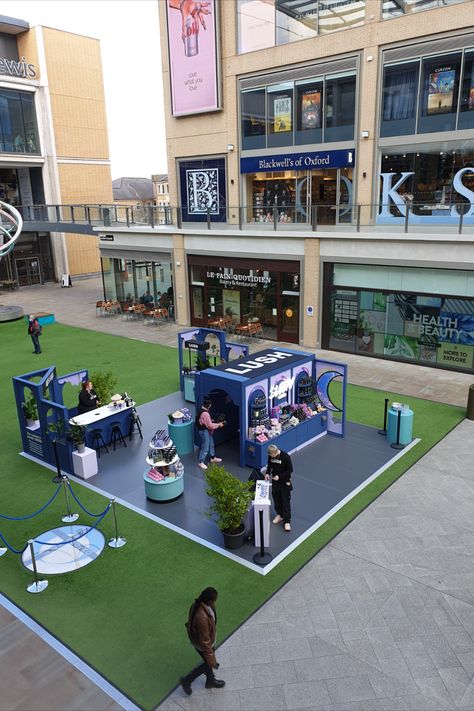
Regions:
[[179, 157, 226, 222], [166, 0, 220, 116], [274, 95, 292, 132], [428, 67, 455, 114], [301, 90, 321, 129]]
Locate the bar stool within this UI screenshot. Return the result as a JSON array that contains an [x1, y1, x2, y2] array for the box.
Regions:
[[110, 421, 127, 450], [90, 428, 109, 458], [128, 408, 143, 441]]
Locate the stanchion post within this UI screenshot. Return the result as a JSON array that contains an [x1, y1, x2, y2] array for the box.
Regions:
[[61, 476, 79, 523], [51, 438, 62, 483], [391, 409, 404, 450], [252, 509, 272, 566], [108, 498, 126, 548], [378, 398, 389, 436], [26, 540, 48, 593]]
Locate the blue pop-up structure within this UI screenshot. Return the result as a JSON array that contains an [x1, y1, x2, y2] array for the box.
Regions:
[[178, 328, 249, 402], [194, 347, 347, 468]]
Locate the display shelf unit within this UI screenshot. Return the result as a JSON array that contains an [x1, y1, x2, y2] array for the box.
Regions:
[[144, 434, 184, 502]]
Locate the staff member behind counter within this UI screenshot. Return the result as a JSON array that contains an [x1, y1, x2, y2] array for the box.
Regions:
[[77, 380, 101, 415]]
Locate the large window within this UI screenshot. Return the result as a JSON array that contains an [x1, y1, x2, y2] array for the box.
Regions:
[[0, 89, 39, 154], [241, 71, 356, 149], [383, 0, 467, 19], [326, 263, 474, 372], [381, 48, 474, 137], [237, 0, 364, 54]]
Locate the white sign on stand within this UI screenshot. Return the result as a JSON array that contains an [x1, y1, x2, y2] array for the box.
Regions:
[[253, 480, 271, 548]]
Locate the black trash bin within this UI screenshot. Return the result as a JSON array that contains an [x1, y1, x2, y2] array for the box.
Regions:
[[467, 384, 474, 421]]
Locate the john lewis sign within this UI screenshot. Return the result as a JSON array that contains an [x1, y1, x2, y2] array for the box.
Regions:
[[378, 168, 474, 224]]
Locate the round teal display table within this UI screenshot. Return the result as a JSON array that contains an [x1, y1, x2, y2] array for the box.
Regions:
[[168, 420, 194, 455], [143, 470, 184, 502], [387, 406, 413, 446]]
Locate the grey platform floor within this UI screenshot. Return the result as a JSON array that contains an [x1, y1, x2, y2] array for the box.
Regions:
[[75, 392, 414, 569]]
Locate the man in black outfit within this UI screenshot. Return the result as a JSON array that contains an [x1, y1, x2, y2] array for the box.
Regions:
[[266, 443, 293, 531]]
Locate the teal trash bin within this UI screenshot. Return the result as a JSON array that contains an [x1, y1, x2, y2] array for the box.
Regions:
[[168, 420, 194, 456], [387, 405, 413, 446]]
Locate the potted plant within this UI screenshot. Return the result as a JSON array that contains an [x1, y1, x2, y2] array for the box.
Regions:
[[23, 394, 38, 427], [204, 464, 253, 549], [69, 420, 86, 453], [88, 370, 117, 405]]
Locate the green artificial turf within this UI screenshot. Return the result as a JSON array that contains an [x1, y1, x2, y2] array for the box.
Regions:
[[0, 319, 465, 709]]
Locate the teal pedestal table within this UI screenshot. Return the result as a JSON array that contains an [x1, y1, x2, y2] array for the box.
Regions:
[[143, 470, 184, 502], [168, 420, 194, 456], [387, 406, 413, 446]]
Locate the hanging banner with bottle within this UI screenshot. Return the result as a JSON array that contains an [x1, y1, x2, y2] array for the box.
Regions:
[[166, 0, 220, 117]]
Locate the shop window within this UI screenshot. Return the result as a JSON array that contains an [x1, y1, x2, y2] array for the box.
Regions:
[[459, 50, 474, 130], [381, 62, 419, 137], [0, 89, 39, 154], [324, 73, 355, 142], [295, 79, 323, 146], [276, 0, 318, 45], [418, 53, 461, 134], [191, 264, 205, 285], [242, 88, 266, 150], [267, 83, 294, 148], [318, 0, 365, 34], [382, 0, 465, 19]]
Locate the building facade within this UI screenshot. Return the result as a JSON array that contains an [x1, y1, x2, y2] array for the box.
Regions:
[[100, 0, 474, 374], [0, 14, 112, 285]]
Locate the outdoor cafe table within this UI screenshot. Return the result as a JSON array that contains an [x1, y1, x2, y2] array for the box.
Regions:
[[70, 401, 135, 447]]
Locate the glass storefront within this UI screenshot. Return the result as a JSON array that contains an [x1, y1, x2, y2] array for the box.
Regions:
[[323, 263, 474, 372], [379, 141, 474, 218], [246, 166, 354, 224], [237, 0, 365, 54], [0, 231, 54, 285], [188, 255, 300, 343], [0, 89, 39, 154], [101, 257, 174, 316], [381, 46, 474, 137], [241, 71, 356, 149]]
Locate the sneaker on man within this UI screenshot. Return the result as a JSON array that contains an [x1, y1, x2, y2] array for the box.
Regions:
[[210, 457, 222, 463], [198, 462, 208, 470], [284, 523, 291, 532], [273, 515, 283, 524]]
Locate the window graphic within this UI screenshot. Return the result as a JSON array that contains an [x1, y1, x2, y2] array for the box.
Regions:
[[427, 68, 455, 114], [186, 168, 219, 214]]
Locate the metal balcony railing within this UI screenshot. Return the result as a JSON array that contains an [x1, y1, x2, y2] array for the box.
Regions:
[[12, 201, 474, 235]]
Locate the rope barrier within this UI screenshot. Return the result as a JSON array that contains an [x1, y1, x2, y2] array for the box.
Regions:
[[0, 530, 28, 555], [66, 482, 110, 518], [34, 505, 111, 546], [0, 484, 62, 521]]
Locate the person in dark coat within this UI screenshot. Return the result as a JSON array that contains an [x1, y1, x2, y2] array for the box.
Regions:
[[27, 315, 42, 354], [77, 380, 100, 415], [180, 587, 225, 695], [266, 443, 293, 531]]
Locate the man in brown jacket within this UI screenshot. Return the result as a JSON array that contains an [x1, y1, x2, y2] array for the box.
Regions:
[[180, 587, 225, 695]]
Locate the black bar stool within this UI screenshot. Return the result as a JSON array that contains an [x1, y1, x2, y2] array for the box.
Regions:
[[129, 408, 143, 441], [90, 428, 109, 458], [110, 421, 127, 451]]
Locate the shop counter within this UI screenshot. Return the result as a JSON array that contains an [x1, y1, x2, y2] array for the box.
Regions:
[[245, 412, 327, 469], [70, 402, 135, 447], [143, 470, 184, 502]]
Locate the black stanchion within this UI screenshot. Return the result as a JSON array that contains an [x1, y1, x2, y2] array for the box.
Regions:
[[252, 509, 272, 566], [391, 409, 404, 450], [378, 398, 389, 435], [51, 439, 62, 483], [26, 539, 48, 593]]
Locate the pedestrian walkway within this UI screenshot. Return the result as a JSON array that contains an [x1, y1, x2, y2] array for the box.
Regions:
[[1, 277, 474, 710]]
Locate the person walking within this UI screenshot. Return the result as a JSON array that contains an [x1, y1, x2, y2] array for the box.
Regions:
[[266, 443, 293, 531], [196, 396, 224, 470], [27, 315, 42, 354], [180, 587, 225, 695]]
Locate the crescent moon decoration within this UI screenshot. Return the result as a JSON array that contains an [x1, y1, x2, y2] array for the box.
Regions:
[[0, 202, 22, 261], [316, 371, 343, 412]]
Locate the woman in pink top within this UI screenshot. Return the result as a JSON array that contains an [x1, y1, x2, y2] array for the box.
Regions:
[[196, 397, 224, 470]]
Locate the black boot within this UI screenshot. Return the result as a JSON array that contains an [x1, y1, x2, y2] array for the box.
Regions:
[[205, 678, 225, 689], [179, 677, 192, 696]]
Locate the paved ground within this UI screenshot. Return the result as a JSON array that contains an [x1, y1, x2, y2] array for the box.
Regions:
[[1, 278, 474, 711]]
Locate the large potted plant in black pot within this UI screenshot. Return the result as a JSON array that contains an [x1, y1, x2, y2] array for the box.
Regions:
[[205, 464, 253, 549]]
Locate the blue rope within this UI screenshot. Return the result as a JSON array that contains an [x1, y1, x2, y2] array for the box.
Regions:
[[66, 481, 110, 518], [0, 530, 28, 555], [34, 505, 111, 546], [0, 484, 62, 521]]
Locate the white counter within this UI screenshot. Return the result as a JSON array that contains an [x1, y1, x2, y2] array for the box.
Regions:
[[70, 402, 135, 426]]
